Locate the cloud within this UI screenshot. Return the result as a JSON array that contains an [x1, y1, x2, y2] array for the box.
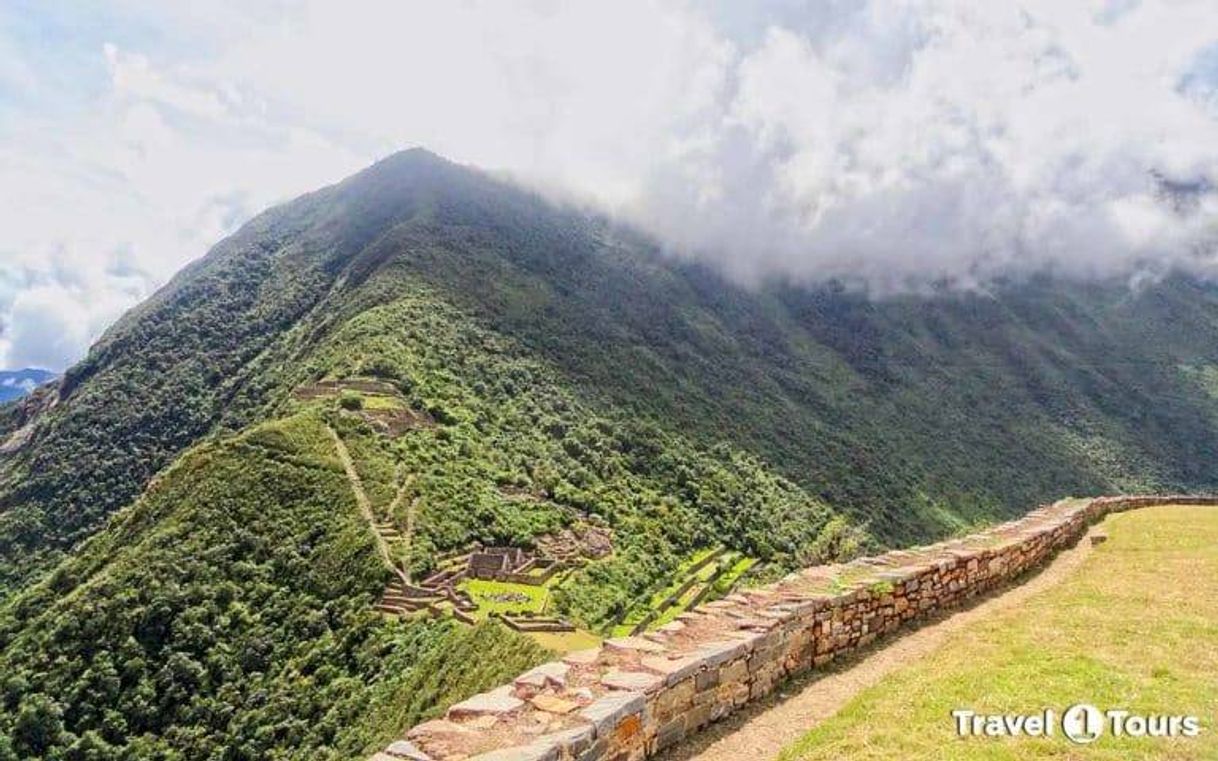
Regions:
[[3, 0, 1218, 368], [635, 1, 1218, 288]]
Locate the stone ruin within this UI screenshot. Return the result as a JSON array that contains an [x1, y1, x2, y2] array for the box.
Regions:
[[536, 525, 612, 564], [468, 547, 533, 580], [293, 378, 436, 437], [378, 524, 613, 631], [369, 494, 1218, 761]]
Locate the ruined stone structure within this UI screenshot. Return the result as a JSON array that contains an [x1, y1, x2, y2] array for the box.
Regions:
[[468, 548, 526, 580], [370, 494, 1216, 761], [380, 545, 571, 629]]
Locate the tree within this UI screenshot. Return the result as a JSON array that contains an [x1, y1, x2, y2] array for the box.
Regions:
[[12, 694, 65, 758]]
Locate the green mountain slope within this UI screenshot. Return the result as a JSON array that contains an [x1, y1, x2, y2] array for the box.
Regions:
[[0, 247, 857, 758], [1, 148, 1217, 758], [0, 412, 549, 759], [371, 217, 1218, 539]]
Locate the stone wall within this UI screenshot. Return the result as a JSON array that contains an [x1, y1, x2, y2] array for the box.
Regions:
[[371, 495, 1217, 761]]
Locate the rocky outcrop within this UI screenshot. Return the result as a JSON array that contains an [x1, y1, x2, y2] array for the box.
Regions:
[[370, 495, 1216, 761]]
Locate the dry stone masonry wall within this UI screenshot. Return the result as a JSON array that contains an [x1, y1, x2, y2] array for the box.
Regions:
[[372, 495, 1217, 761]]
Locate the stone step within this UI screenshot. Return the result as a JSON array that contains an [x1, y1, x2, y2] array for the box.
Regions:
[[382, 595, 435, 607], [374, 603, 408, 615]]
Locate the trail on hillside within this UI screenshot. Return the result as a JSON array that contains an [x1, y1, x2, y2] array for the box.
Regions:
[[386, 464, 418, 582], [663, 529, 1101, 761], [326, 425, 396, 572]]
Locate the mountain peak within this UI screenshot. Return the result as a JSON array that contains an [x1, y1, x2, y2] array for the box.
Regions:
[[345, 146, 462, 187]]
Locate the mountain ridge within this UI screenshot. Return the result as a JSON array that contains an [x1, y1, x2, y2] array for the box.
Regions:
[[1, 148, 1217, 758], [0, 368, 55, 403], [6, 147, 1218, 587]]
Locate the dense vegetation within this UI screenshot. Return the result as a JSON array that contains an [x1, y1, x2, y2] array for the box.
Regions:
[[374, 212, 1218, 541], [0, 276, 859, 758], [0, 415, 547, 759], [1, 148, 1218, 757], [265, 291, 863, 626], [0, 151, 495, 595]]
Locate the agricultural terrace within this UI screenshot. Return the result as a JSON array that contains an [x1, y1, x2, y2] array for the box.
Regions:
[[609, 547, 759, 637]]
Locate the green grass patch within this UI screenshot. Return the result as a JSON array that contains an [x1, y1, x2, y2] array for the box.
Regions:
[[526, 628, 603, 654], [781, 505, 1218, 760], [606, 547, 762, 635], [460, 578, 551, 618], [652, 582, 705, 628], [714, 556, 757, 593], [362, 394, 407, 410]]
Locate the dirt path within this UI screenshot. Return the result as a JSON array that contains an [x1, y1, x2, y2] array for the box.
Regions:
[[326, 425, 396, 572], [662, 528, 1102, 761], [385, 464, 418, 582]]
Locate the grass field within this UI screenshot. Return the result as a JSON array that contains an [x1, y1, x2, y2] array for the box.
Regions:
[[781, 505, 1218, 760], [526, 629, 602, 654], [455, 577, 602, 654], [361, 394, 407, 410], [459, 578, 551, 617]]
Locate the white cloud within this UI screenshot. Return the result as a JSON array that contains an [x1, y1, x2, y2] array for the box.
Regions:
[[634, 1, 1218, 287], [3, 0, 1218, 369]]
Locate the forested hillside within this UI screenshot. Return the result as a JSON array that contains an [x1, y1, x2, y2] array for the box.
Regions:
[[1, 149, 1217, 758], [0, 412, 549, 759]]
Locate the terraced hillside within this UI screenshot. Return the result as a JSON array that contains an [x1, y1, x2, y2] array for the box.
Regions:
[[0, 172, 860, 756], [7, 151, 1218, 603], [3, 149, 1218, 758]]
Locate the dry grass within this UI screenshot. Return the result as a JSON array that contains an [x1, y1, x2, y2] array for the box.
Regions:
[[781, 505, 1218, 760]]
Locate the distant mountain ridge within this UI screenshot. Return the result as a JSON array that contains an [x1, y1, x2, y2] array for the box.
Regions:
[[0, 368, 54, 402], [1, 149, 1217, 758]]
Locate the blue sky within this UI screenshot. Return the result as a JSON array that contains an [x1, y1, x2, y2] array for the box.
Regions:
[[3, 0, 1218, 372]]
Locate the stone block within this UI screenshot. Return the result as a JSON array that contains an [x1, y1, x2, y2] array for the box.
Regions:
[[696, 640, 748, 668], [719, 658, 748, 685], [653, 678, 695, 718], [407, 719, 476, 742], [725, 680, 751, 708], [652, 717, 686, 751], [614, 713, 644, 747], [641, 654, 704, 686], [562, 648, 603, 667], [687, 701, 714, 730], [694, 668, 719, 691], [531, 694, 579, 714], [448, 685, 524, 719], [384, 739, 432, 760], [515, 662, 570, 691], [577, 736, 609, 761], [578, 691, 645, 736], [604, 636, 668, 655], [751, 677, 775, 700], [468, 742, 559, 761], [601, 669, 665, 693], [537, 724, 595, 756]]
